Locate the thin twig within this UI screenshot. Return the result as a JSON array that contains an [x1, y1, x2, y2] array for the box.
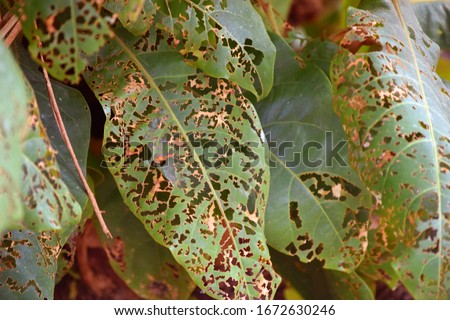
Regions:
[[40, 56, 112, 239], [0, 14, 18, 39], [257, 0, 281, 37], [4, 19, 21, 46]]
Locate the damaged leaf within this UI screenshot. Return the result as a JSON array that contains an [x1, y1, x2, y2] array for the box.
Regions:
[[0, 230, 60, 299], [103, 0, 276, 99], [21, 76, 82, 233], [0, 44, 89, 299], [84, 25, 280, 299], [257, 34, 371, 271], [178, 0, 275, 99], [18, 46, 91, 213], [9, 0, 111, 82], [0, 43, 82, 233], [94, 163, 195, 299], [332, 0, 450, 298], [18, 46, 93, 283], [104, 0, 158, 36]]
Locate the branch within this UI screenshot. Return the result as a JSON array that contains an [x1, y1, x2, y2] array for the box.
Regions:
[[0, 13, 21, 46], [40, 57, 112, 239]]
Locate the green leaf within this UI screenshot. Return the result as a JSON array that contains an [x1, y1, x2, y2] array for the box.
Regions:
[[102, 0, 276, 99], [18, 46, 91, 213], [0, 230, 60, 299], [270, 249, 374, 299], [183, 0, 276, 99], [170, 0, 276, 99], [0, 43, 28, 233], [300, 39, 339, 78], [84, 26, 280, 300], [412, 1, 450, 50], [20, 68, 83, 233], [0, 44, 90, 299], [103, 0, 158, 36], [11, 0, 111, 82], [0, 44, 82, 233], [256, 35, 371, 271], [325, 269, 374, 299], [21, 45, 92, 284], [93, 162, 195, 299], [0, 101, 72, 300], [332, 0, 450, 298], [357, 257, 401, 290], [270, 0, 293, 20]]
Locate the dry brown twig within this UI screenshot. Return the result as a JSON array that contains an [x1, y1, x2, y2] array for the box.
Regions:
[[40, 60, 112, 238], [0, 13, 21, 46]]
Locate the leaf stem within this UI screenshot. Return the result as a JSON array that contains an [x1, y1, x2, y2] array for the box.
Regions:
[[256, 0, 281, 37], [40, 58, 112, 239]]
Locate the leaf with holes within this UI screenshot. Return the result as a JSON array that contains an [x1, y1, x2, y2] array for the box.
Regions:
[[103, 0, 158, 36], [84, 25, 279, 300], [332, 0, 450, 298], [256, 35, 371, 271], [0, 43, 81, 233], [0, 230, 61, 299], [412, 0, 450, 50], [21, 75, 82, 233], [0, 43, 89, 299], [18, 45, 93, 284], [155, 0, 275, 99], [94, 163, 195, 299], [10, 0, 111, 82]]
